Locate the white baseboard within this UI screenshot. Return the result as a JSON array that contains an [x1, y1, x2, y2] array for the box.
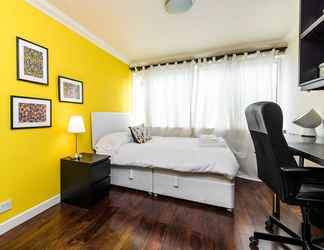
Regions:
[[237, 171, 261, 182], [0, 194, 60, 236]]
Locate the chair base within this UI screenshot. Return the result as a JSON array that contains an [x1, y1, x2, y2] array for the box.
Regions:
[[249, 215, 324, 250]]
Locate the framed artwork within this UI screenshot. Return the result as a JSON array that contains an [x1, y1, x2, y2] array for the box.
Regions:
[[16, 37, 48, 85], [58, 76, 83, 104], [11, 96, 52, 129]]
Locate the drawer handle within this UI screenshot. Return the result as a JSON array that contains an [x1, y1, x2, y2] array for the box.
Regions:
[[129, 169, 134, 180], [173, 176, 179, 188]]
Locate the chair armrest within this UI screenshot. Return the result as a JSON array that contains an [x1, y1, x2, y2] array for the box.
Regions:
[[288, 147, 303, 157], [281, 167, 324, 185]]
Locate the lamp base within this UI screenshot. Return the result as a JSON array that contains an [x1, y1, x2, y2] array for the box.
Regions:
[[300, 128, 317, 138], [73, 153, 83, 160]]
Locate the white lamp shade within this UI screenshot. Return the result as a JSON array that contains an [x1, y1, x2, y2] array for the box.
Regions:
[[68, 116, 86, 133], [293, 109, 322, 128]]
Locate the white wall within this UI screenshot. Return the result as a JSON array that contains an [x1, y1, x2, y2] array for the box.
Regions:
[[279, 35, 324, 138]]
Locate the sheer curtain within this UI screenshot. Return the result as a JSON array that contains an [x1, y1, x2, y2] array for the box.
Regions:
[[132, 51, 280, 178], [132, 63, 195, 136]]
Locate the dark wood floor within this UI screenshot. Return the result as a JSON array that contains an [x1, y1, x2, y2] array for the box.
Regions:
[[0, 178, 319, 250]]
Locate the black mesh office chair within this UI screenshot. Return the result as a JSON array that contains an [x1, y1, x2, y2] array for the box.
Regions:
[[245, 101, 324, 250]]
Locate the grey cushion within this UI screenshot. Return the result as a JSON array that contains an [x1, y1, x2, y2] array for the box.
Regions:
[[129, 124, 151, 144]]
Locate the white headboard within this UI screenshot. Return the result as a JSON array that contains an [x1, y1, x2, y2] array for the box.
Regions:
[[91, 112, 130, 148]]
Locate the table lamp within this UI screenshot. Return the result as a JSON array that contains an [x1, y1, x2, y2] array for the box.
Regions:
[[68, 115, 85, 159], [293, 109, 322, 137]]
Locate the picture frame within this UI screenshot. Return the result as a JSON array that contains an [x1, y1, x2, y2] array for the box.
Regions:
[[58, 76, 83, 104], [11, 96, 52, 129], [16, 37, 49, 85]]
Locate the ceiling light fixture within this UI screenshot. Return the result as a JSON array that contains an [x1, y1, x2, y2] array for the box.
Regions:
[[165, 0, 195, 14]]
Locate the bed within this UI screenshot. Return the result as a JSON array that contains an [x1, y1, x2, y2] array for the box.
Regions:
[[91, 112, 239, 211]]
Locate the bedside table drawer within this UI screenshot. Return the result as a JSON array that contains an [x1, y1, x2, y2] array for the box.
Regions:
[[92, 177, 110, 194], [91, 160, 110, 183]]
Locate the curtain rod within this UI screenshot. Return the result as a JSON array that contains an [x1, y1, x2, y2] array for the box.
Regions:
[[130, 46, 287, 71]]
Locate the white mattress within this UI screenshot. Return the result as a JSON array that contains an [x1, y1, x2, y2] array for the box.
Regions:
[[108, 137, 239, 179]]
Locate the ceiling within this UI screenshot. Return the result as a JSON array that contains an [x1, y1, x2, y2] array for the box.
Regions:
[[45, 0, 298, 65]]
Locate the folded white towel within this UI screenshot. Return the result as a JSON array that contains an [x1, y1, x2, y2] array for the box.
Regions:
[[199, 134, 220, 143], [199, 135, 225, 147]]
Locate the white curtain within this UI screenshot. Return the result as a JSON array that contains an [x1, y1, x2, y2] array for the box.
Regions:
[[132, 51, 280, 178], [132, 63, 195, 136]]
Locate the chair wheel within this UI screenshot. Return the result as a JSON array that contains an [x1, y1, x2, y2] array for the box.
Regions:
[[265, 219, 274, 232], [249, 236, 259, 247]]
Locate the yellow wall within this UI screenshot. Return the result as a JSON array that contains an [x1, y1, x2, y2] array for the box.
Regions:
[[0, 1, 131, 222]]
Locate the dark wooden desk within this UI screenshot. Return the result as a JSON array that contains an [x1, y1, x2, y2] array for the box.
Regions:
[[286, 134, 324, 167], [272, 134, 324, 218]]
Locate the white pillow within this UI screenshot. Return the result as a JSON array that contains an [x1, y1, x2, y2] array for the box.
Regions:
[[94, 132, 132, 155]]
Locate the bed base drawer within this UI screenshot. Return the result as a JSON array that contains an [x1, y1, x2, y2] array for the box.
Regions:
[[153, 169, 235, 209], [110, 166, 153, 192]]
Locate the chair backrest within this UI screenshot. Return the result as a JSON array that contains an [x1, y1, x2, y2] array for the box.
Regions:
[[245, 102, 298, 201]]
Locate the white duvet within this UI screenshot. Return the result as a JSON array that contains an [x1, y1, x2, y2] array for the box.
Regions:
[[99, 136, 239, 179]]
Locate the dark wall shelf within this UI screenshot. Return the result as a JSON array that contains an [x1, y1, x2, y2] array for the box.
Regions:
[[299, 0, 324, 91], [301, 14, 324, 40], [300, 77, 324, 91]]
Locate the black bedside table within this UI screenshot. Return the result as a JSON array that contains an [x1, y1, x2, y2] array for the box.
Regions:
[[61, 153, 110, 208]]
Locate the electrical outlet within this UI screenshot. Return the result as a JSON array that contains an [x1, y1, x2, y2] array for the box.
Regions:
[[0, 200, 12, 213]]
